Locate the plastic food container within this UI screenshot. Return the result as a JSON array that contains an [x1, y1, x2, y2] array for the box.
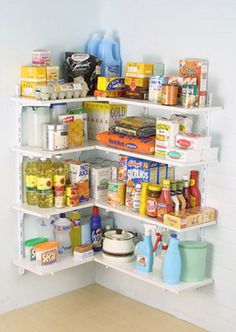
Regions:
[[179, 241, 208, 282], [35, 241, 59, 265], [24, 237, 48, 261]]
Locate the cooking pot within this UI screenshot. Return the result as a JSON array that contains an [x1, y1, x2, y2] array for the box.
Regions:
[[102, 229, 135, 262]]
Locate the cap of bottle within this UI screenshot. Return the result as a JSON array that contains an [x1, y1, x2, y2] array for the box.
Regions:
[[171, 233, 177, 238], [92, 206, 99, 216], [162, 242, 168, 250], [163, 179, 170, 186], [59, 213, 66, 218]]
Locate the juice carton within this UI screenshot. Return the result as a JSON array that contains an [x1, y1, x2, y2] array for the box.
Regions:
[[69, 162, 89, 202]]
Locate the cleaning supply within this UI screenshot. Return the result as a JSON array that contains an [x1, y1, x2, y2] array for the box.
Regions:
[[97, 34, 121, 77], [163, 234, 181, 284], [38, 218, 55, 241], [86, 33, 102, 57], [153, 242, 168, 272], [69, 210, 81, 252], [55, 213, 72, 256], [90, 206, 102, 252], [136, 225, 156, 272]]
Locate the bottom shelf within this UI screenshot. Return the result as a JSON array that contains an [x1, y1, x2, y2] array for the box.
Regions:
[[13, 253, 213, 293]]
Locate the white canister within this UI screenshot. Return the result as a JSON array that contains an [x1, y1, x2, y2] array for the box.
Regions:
[[50, 103, 67, 124], [42, 124, 68, 151]]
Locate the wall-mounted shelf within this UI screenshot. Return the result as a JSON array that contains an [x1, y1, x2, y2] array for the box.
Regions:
[[11, 96, 96, 107]]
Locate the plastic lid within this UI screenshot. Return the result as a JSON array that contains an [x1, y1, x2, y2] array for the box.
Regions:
[[24, 237, 48, 247], [171, 234, 177, 238], [162, 242, 168, 250], [60, 213, 66, 218], [170, 181, 177, 190], [92, 206, 99, 216], [179, 241, 208, 249], [35, 241, 59, 251], [163, 179, 170, 186], [148, 184, 161, 192]]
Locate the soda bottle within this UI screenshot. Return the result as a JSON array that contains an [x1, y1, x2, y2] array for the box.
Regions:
[[37, 158, 54, 208], [25, 157, 38, 205]]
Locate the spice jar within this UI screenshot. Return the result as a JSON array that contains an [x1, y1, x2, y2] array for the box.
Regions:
[[42, 124, 68, 151], [161, 84, 178, 106], [146, 184, 162, 217]]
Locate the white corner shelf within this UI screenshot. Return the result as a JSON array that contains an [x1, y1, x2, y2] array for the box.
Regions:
[[13, 255, 94, 276], [94, 253, 213, 294], [11, 96, 96, 106], [12, 199, 95, 218], [95, 200, 216, 233]]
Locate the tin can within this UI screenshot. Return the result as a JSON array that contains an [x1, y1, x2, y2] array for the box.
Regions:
[[42, 124, 69, 151], [161, 84, 178, 106], [66, 185, 79, 197], [107, 180, 126, 206], [181, 84, 199, 108], [54, 187, 65, 209], [66, 196, 79, 207], [148, 76, 167, 103]]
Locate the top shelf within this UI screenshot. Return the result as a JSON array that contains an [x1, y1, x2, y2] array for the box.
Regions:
[[12, 96, 223, 114]]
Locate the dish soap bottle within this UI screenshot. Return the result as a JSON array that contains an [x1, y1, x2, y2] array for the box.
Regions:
[[90, 206, 102, 252], [136, 225, 155, 272], [163, 234, 181, 284]]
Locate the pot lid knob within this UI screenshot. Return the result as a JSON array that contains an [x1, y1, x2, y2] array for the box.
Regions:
[[116, 229, 123, 235]]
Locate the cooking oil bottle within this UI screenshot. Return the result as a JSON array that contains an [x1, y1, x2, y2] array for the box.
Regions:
[[53, 156, 66, 188], [37, 158, 54, 208], [25, 157, 38, 205]]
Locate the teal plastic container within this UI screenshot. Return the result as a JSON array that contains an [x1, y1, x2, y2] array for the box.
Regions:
[[179, 241, 208, 282]]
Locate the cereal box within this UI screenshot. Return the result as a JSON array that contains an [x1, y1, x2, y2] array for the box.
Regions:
[[69, 162, 89, 202]]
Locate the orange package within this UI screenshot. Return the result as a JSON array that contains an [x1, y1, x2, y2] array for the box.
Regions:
[[69, 161, 89, 203], [96, 131, 155, 155]]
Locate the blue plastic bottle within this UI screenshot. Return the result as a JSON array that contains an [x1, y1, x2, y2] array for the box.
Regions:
[[136, 226, 154, 272], [86, 33, 102, 58], [97, 34, 121, 77], [163, 234, 181, 284], [90, 206, 102, 252]]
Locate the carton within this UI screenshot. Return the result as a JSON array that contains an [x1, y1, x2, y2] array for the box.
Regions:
[[46, 66, 59, 82], [90, 165, 111, 200], [175, 133, 211, 150], [20, 66, 47, 98], [124, 77, 149, 99], [126, 62, 153, 78], [69, 162, 89, 202], [58, 114, 84, 146], [155, 118, 179, 157], [97, 77, 125, 91], [166, 147, 202, 162]]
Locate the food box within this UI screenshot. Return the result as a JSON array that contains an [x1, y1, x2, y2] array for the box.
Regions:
[[35, 241, 58, 265], [58, 114, 84, 146], [124, 77, 149, 100], [97, 77, 125, 91], [166, 147, 202, 162], [126, 62, 153, 78], [46, 66, 59, 82], [155, 118, 179, 157], [32, 50, 51, 66], [189, 207, 217, 223], [175, 133, 211, 150], [20, 66, 47, 98], [90, 165, 111, 199], [94, 90, 125, 98], [171, 114, 193, 134], [66, 108, 88, 141], [153, 63, 165, 76], [69, 161, 89, 202]]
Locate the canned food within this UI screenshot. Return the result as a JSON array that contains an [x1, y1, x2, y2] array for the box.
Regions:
[[161, 84, 178, 106], [107, 180, 126, 206], [148, 76, 167, 103], [66, 196, 79, 207], [42, 124, 68, 151], [66, 185, 79, 197], [181, 84, 199, 108]]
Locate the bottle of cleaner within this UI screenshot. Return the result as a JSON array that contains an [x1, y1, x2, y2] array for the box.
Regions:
[[90, 206, 102, 252], [136, 225, 155, 272], [97, 34, 121, 77], [86, 33, 102, 58], [25, 157, 38, 205], [153, 242, 168, 272], [55, 213, 72, 256], [69, 210, 81, 252], [163, 234, 181, 284]]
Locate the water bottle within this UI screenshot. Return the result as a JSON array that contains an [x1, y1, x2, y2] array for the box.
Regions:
[[97, 34, 121, 77], [163, 234, 181, 284], [90, 206, 102, 252], [55, 213, 72, 256], [86, 33, 102, 58]]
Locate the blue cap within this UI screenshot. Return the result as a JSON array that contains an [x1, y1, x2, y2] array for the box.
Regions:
[[60, 213, 66, 218], [171, 234, 177, 238]]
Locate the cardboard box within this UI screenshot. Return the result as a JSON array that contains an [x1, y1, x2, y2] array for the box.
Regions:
[[69, 161, 89, 203], [90, 165, 111, 199], [20, 66, 47, 98], [97, 77, 125, 91], [166, 147, 202, 162], [94, 90, 125, 98], [46, 66, 59, 82], [126, 62, 153, 78], [124, 77, 149, 100], [58, 114, 85, 146], [175, 133, 211, 150]]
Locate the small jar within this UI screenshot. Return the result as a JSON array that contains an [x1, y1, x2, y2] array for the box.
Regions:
[[146, 184, 162, 217], [161, 84, 178, 106], [42, 124, 68, 151], [54, 187, 65, 209]]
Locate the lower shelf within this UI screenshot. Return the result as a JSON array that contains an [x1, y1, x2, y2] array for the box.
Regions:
[[13, 253, 213, 293]]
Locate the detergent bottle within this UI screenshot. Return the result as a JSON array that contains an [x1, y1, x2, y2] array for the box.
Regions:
[[90, 206, 102, 252], [163, 233, 181, 284], [97, 34, 121, 77], [86, 33, 102, 58]]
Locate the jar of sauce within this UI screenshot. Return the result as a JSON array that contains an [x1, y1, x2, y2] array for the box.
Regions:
[[161, 84, 178, 106], [146, 184, 162, 217]]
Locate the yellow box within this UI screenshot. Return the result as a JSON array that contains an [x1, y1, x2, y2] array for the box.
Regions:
[[126, 62, 153, 78], [46, 66, 59, 82], [21, 81, 46, 98], [164, 210, 203, 229], [21, 66, 47, 98], [124, 77, 149, 88], [97, 77, 125, 91]]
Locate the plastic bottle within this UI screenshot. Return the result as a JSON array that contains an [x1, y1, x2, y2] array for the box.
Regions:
[[136, 225, 154, 272], [189, 170, 201, 207], [182, 175, 191, 209], [139, 182, 149, 215], [157, 179, 172, 222], [170, 181, 180, 213], [132, 181, 142, 212], [53, 156, 66, 188], [163, 234, 181, 284], [37, 158, 54, 208], [176, 180, 186, 210], [90, 206, 102, 252], [86, 33, 102, 58], [25, 157, 38, 205], [55, 213, 72, 255], [153, 242, 168, 272], [97, 34, 121, 77], [69, 210, 81, 252], [38, 218, 55, 241]]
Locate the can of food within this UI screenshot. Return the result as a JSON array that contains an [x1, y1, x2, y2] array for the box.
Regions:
[[66, 196, 79, 207], [161, 84, 178, 106], [149, 76, 168, 103], [66, 185, 79, 197], [55, 189, 65, 209], [42, 124, 69, 151], [181, 84, 199, 108], [107, 180, 126, 206]]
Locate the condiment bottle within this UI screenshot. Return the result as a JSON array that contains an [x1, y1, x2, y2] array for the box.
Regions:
[[182, 175, 191, 209], [170, 181, 180, 213], [146, 184, 162, 218], [139, 182, 149, 215], [133, 181, 142, 212], [189, 170, 201, 207], [157, 179, 172, 222], [176, 180, 186, 210]]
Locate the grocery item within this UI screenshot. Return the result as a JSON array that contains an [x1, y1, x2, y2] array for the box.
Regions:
[[136, 225, 155, 272], [66, 185, 79, 197], [148, 76, 167, 103], [176, 180, 186, 210], [107, 180, 126, 206], [25, 157, 38, 205], [97, 77, 125, 91], [90, 164, 111, 200], [55, 213, 72, 256], [32, 50, 51, 66], [118, 155, 129, 181], [126, 62, 153, 78], [69, 161, 89, 203], [94, 89, 125, 98], [35, 81, 88, 100], [164, 209, 203, 229], [170, 181, 180, 213], [161, 84, 178, 106], [20, 66, 47, 98], [66, 108, 88, 141], [155, 117, 179, 157], [111, 116, 156, 138], [182, 84, 199, 107], [96, 131, 155, 155], [183, 176, 191, 209], [74, 243, 93, 253], [153, 242, 168, 272], [35, 241, 58, 265], [53, 156, 66, 188], [175, 133, 211, 150], [166, 147, 202, 162], [81, 216, 91, 245], [69, 210, 81, 252], [86, 33, 102, 57], [74, 249, 94, 260], [46, 66, 59, 82], [132, 181, 142, 212], [146, 184, 161, 218], [190, 207, 217, 223], [179, 241, 208, 282], [170, 114, 193, 134], [111, 161, 118, 180], [201, 147, 219, 161], [157, 179, 172, 222], [58, 114, 83, 146], [189, 170, 201, 207], [124, 77, 149, 99], [42, 124, 69, 151], [66, 196, 79, 207], [37, 158, 53, 208], [153, 63, 164, 76], [54, 188, 65, 209], [90, 206, 102, 252], [24, 237, 48, 261], [38, 218, 55, 241], [163, 234, 181, 284], [139, 182, 149, 215]]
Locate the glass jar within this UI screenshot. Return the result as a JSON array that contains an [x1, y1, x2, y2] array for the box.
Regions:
[[146, 184, 162, 217]]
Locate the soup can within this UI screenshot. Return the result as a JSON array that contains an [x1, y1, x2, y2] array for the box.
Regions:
[[148, 76, 167, 103], [161, 84, 178, 106], [107, 180, 126, 206]]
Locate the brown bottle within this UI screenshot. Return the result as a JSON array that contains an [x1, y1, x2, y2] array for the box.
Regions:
[[182, 175, 191, 209]]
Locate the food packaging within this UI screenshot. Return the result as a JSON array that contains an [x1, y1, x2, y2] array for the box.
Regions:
[[32, 50, 51, 66], [148, 76, 168, 103], [74, 243, 93, 253], [46, 66, 59, 82], [153, 63, 165, 76], [126, 62, 153, 78], [90, 165, 111, 200], [20, 66, 47, 98], [24, 237, 48, 261], [74, 249, 94, 260], [155, 117, 179, 156], [58, 114, 84, 146], [161, 84, 178, 106], [201, 147, 219, 161], [166, 147, 202, 162], [107, 180, 126, 206], [124, 77, 149, 99], [175, 133, 211, 150], [94, 90, 125, 97], [182, 84, 199, 107], [35, 241, 58, 265], [97, 77, 125, 91], [66, 108, 88, 141], [112, 116, 156, 138], [69, 161, 89, 203], [171, 114, 193, 134]]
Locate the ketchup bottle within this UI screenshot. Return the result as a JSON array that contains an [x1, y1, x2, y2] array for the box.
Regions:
[[189, 170, 201, 207], [157, 179, 173, 222]]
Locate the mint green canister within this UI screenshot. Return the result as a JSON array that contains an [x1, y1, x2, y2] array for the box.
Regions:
[[179, 241, 208, 282]]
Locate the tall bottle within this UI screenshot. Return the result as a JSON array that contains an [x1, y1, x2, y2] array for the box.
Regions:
[[132, 180, 142, 212], [157, 179, 172, 222], [170, 181, 180, 213], [53, 156, 66, 188], [86, 33, 102, 57], [189, 170, 201, 207], [176, 180, 186, 210], [182, 175, 191, 209], [153, 242, 168, 272], [25, 157, 38, 205], [90, 206, 102, 252], [55, 213, 72, 256], [136, 225, 154, 272], [69, 210, 81, 252], [37, 158, 54, 208], [163, 234, 181, 284]]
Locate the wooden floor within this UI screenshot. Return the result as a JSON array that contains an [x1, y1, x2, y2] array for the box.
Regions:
[[0, 284, 206, 332]]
